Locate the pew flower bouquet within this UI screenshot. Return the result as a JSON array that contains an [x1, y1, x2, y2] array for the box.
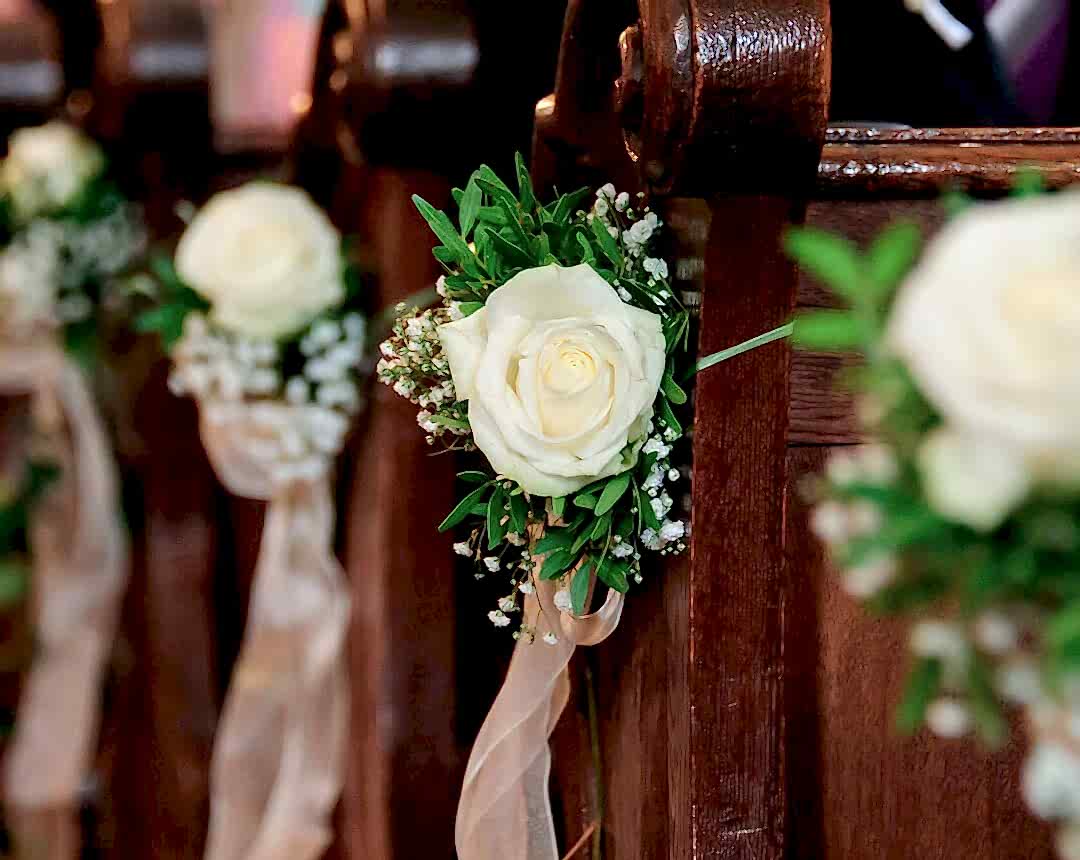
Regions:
[[0, 121, 145, 360], [142, 182, 368, 486], [795, 189, 1080, 859], [379, 156, 787, 637], [140, 181, 368, 853]]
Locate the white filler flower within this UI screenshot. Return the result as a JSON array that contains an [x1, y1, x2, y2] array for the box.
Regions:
[[889, 192, 1080, 490], [176, 183, 343, 340], [1, 122, 104, 222], [438, 264, 665, 496]]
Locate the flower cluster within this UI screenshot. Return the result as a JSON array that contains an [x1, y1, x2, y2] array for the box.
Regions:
[[0, 123, 145, 345], [380, 156, 691, 639], [794, 190, 1080, 860], [376, 301, 469, 445], [169, 311, 365, 412]]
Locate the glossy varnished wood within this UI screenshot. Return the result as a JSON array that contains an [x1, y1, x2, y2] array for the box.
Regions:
[[819, 127, 1080, 196]]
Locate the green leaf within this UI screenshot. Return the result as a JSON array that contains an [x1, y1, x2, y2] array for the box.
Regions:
[[487, 486, 508, 550], [639, 486, 661, 531], [590, 512, 612, 542], [658, 396, 683, 439], [487, 229, 533, 269], [942, 189, 974, 218], [476, 206, 509, 226], [968, 658, 1007, 748], [0, 560, 28, 609], [867, 222, 922, 296], [540, 548, 575, 580], [1012, 167, 1045, 198], [573, 492, 598, 511], [595, 473, 631, 517], [459, 174, 483, 237], [457, 471, 491, 485], [596, 556, 630, 593], [412, 195, 482, 278], [475, 177, 519, 214], [571, 525, 593, 555], [509, 493, 529, 535], [661, 369, 687, 405], [785, 227, 862, 298], [793, 310, 867, 350], [514, 152, 536, 213], [575, 232, 595, 265], [438, 484, 491, 532], [456, 301, 485, 317], [552, 187, 591, 223], [534, 528, 572, 555], [590, 216, 622, 268], [571, 561, 593, 615], [896, 658, 942, 734], [551, 496, 566, 519], [150, 254, 184, 292]]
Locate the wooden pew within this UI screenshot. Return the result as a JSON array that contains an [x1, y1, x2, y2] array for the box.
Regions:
[[0, 1, 64, 137], [533, 2, 1070, 858]]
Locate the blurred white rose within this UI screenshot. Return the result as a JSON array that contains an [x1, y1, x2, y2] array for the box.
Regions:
[[438, 264, 665, 497], [918, 426, 1030, 531], [176, 183, 342, 339], [889, 193, 1080, 487], [1, 122, 104, 222]]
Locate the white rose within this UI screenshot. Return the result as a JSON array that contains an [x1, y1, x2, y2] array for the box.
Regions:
[[176, 183, 343, 339], [1, 122, 104, 221], [918, 426, 1030, 531], [888, 193, 1080, 485], [438, 264, 665, 497]]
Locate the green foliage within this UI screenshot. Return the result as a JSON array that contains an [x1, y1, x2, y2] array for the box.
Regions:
[[419, 158, 693, 619], [798, 187, 1080, 743], [135, 255, 210, 349], [897, 658, 942, 734]]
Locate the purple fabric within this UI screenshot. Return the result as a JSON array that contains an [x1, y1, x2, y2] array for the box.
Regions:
[[981, 0, 1070, 122]]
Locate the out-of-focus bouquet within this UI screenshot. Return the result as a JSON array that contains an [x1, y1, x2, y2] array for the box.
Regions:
[[794, 189, 1080, 859]]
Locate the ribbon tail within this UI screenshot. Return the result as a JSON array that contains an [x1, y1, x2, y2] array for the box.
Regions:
[[2, 360, 129, 858], [204, 478, 349, 860], [456, 576, 623, 860]]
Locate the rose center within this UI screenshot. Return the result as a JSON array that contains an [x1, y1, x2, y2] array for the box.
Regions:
[[541, 342, 598, 395]]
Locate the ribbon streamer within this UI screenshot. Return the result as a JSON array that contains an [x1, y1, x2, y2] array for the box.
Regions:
[[196, 400, 350, 860], [456, 542, 624, 860], [0, 345, 129, 860]]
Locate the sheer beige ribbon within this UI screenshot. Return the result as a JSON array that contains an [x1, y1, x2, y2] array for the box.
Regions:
[[456, 550, 624, 860], [195, 400, 349, 860], [0, 344, 128, 859]]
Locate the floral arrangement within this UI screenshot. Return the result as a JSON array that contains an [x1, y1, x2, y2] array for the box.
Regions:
[[794, 188, 1080, 858], [381, 157, 790, 635], [141, 182, 368, 486], [0, 121, 138, 844], [0, 121, 145, 362], [382, 157, 789, 859], [379, 158, 694, 635], [140, 180, 366, 856]]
